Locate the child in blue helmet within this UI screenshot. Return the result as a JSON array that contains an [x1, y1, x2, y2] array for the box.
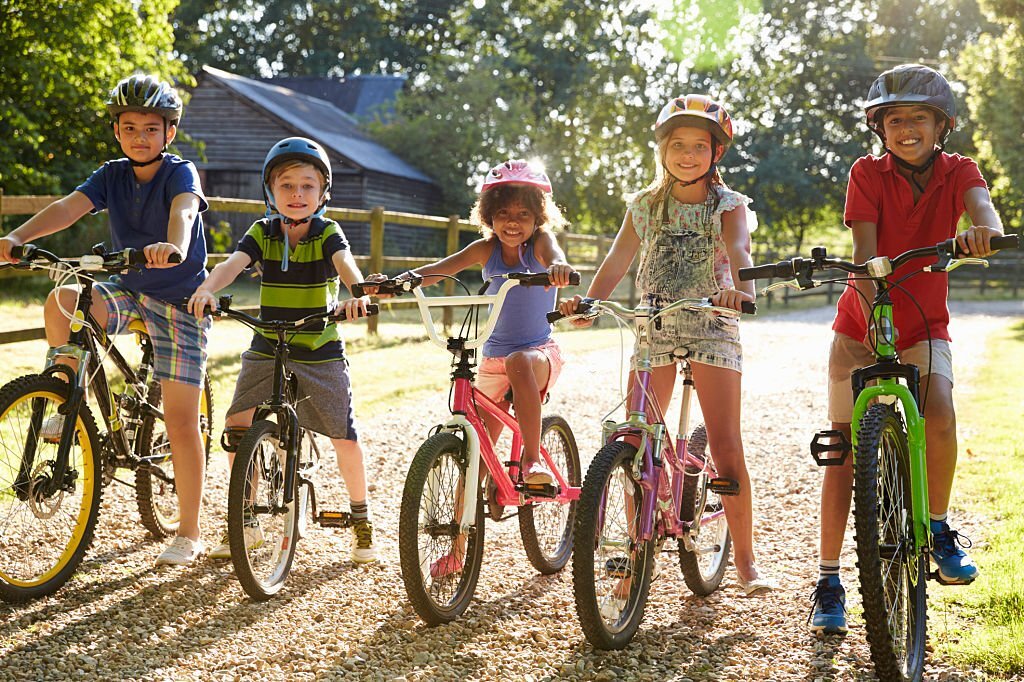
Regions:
[[0, 74, 212, 567], [189, 137, 378, 563]]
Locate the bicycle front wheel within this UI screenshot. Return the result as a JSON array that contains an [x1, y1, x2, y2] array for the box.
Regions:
[[227, 420, 299, 601], [136, 375, 214, 537], [519, 415, 581, 574], [0, 375, 103, 603], [398, 432, 485, 625], [572, 441, 656, 650], [854, 403, 927, 682], [677, 424, 731, 595]]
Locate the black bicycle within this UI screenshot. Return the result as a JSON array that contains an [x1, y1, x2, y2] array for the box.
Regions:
[[207, 295, 378, 600], [0, 244, 213, 603]]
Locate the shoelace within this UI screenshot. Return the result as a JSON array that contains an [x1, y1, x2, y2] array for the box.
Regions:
[[354, 522, 373, 548], [934, 528, 973, 555], [807, 583, 846, 624]]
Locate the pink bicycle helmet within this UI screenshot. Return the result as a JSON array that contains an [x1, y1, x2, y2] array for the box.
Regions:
[[481, 159, 552, 193]]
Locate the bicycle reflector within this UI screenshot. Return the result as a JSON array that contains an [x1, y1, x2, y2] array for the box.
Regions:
[[810, 430, 852, 467]]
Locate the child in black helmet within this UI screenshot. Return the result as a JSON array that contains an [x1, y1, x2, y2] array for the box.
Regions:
[[809, 64, 1006, 635], [188, 137, 378, 564], [0, 74, 212, 567]]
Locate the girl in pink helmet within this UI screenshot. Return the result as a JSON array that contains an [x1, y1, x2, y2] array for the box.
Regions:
[[383, 159, 577, 485], [560, 95, 773, 595]]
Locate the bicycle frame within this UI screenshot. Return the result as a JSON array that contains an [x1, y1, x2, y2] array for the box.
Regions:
[[848, 295, 930, 554], [409, 278, 581, 532], [596, 300, 727, 544]]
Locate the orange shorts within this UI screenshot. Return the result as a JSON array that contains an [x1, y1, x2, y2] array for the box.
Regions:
[[476, 339, 565, 402]]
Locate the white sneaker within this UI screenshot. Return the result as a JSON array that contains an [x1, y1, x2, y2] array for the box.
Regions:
[[350, 519, 377, 564], [155, 536, 204, 566], [39, 414, 65, 441], [208, 526, 264, 560]]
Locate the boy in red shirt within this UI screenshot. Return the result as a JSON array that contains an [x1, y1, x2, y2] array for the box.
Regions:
[[809, 64, 1005, 635]]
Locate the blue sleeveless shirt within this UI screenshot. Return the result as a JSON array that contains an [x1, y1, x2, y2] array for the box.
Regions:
[[481, 238, 556, 358]]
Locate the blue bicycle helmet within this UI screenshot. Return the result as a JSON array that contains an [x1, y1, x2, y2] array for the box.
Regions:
[[261, 137, 332, 219]]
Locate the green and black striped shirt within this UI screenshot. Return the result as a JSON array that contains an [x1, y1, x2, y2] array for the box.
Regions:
[[237, 217, 349, 363]]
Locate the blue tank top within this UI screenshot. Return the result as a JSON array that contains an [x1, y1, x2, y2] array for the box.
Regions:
[[481, 238, 556, 358]]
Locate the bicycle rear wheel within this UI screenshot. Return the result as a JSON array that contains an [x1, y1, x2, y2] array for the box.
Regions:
[[0, 375, 102, 603], [678, 424, 731, 595], [398, 432, 485, 625], [136, 376, 214, 537], [572, 441, 655, 650], [854, 403, 927, 682], [228, 419, 299, 601], [519, 415, 580, 574]]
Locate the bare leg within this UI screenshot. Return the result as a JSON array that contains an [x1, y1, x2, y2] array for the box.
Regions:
[[44, 286, 109, 372], [504, 349, 550, 469], [920, 374, 957, 514], [161, 381, 205, 541], [818, 423, 854, 563], [330, 436, 368, 503], [690, 362, 760, 583]]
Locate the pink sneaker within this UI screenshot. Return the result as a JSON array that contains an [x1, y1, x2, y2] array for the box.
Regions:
[[429, 553, 463, 579]]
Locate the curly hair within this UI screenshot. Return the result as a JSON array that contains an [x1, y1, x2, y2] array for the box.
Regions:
[[470, 184, 568, 239]]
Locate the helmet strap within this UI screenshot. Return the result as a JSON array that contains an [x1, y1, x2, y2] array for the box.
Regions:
[[886, 147, 938, 194]]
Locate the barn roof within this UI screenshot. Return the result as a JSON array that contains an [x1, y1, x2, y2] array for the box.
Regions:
[[201, 66, 434, 185]]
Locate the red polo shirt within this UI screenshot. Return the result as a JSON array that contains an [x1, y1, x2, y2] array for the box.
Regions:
[[833, 152, 987, 350]]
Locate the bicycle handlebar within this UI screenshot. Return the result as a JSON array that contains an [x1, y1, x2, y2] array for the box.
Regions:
[[7, 244, 182, 272], [738, 234, 1020, 283], [205, 295, 379, 332], [548, 297, 757, 324], [351, 270, 580, 298]]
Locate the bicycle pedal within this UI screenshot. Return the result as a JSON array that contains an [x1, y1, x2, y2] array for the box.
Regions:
[[810, 429, 851, 467], [316, 510, 352, 528], [928, 570, 976, 586], [605, 557, 632, 579], [519, 482, 558, 499], [708, 478, 740, 496]]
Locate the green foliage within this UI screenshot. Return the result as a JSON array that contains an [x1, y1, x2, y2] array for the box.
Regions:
[[660, 0, 762, 71], [0, 1, 189, 197], [957, 5, 1024, 232]]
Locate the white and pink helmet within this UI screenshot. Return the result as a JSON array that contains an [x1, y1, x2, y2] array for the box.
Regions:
[[481, 159, 552, 194]]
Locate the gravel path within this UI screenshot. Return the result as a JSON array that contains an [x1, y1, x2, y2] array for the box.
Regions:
[[1, 301, 1021, 681]]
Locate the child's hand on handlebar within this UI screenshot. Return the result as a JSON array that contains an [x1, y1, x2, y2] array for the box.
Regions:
[[144, 242, 183, 268], [955, 226, 1002, 258], [558, 295, 595, 328], [188, 289, 218, 318], [710, 288, 754, 312], [547, 263, 576, 289], [0, 236, 22, 264], [358, 273, 390, 298], [337, 295, 372, 320]]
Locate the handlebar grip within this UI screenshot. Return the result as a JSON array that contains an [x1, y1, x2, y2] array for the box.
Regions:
[[512, 271, 581, 287], [125, 249, 182, 266], [741, 301, 757, 315], [569, 271, 581, 286], [738, 263, 783, 281], [351, 282, 368, 298], [10, 244, 36, 260], [546, 310, 565, 323], [992, 234, 1019, 251], [330, 303, 380, 322]]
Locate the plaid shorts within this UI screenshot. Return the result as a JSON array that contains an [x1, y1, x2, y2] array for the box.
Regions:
[[93, 282, 210, 388]]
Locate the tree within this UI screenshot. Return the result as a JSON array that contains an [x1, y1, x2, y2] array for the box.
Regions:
[[957, 1, 1023, 230], [0, 0, 188, 196]]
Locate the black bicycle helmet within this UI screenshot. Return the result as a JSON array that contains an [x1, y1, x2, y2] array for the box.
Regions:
[[262, 137, 333, 221], [864, 63, 956, 145], [105, 74, 183, 126]]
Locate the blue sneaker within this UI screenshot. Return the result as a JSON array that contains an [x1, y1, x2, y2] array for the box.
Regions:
[[809, 575, 848, 635], [930, 520, 979, 585]]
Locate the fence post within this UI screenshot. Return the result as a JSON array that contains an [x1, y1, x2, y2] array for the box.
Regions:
[[368, 206, 385, 335], [443, 214, 460, 330], [0, 188, 4, 233]]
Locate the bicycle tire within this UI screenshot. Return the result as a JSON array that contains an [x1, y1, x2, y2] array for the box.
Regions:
[[519, 415, 581, 574], [853, 403, 927, 682], [228, 419, 299, 601], [677, 423, 731, 595], [398, 432, 485, 625], [136, 375, 214, 537], [572, 441, 656, 650], [0, 375, 103, 603]]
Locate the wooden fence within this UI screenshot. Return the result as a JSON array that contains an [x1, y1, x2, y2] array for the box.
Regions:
[[0, 194, 627, 344], [2, 192, 1020, 343]]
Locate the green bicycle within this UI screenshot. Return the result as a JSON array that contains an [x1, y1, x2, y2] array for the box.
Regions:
[[739, 233, 1018, 682]]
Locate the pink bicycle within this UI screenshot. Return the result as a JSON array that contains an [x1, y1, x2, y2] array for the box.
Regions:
[[357, 272, 581, 624], [551, 295, 755, 649]]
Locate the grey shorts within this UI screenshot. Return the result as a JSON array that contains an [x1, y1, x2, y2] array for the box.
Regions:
[[226, 351, 357, 441], [632, 308, 743, 373], [827, 333, 954, 423]]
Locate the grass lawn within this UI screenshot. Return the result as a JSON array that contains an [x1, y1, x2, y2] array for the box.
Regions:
[[931, 319, 1024, 675]]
